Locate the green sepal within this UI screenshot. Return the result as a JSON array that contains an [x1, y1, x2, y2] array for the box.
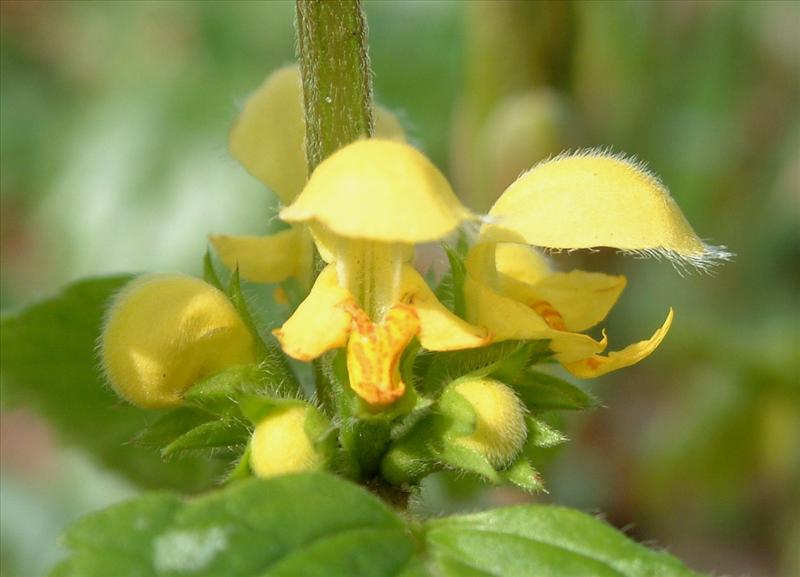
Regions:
[[226, 267, 301, 397], [161, 417, 251, 457], [510, 369, 599, 411], [381, 409, 442, 486], [421, 341, 520, 395], [303, 404, 338, 463], [339, 417, 392, 480], [202, 248, 225, 291], [183, 364, 268, 415], [501, 458, 545, 493], [437, 385, 479, 438], [224, 445, 252, 483], [238, 394, 305, 425], [435, 243, 469, 317], [525, 415, 568, 449], [437, 442, 501, 483]]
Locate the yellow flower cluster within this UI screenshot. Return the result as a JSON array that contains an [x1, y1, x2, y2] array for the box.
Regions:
[[102, 65, 726, 419]]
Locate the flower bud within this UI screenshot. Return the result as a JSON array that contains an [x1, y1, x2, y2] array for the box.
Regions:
[[101, 274, 255, 408], [442, 378, 527, 468], [249, 405, 329, 478]]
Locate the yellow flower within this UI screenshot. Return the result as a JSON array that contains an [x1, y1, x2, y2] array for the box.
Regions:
[[101, 275, 256, 408], [209, 66, 404, 290], [274, 139, 489, 407], [465, 151, 729, 377]]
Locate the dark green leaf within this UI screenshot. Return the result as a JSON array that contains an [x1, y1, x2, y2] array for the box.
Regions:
[[0, 276, 221, 491], [511, 369, 599, 411], [52, 473, 416, 577]]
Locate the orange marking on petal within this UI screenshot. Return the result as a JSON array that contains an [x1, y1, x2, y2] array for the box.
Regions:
[[345, 303, 420, 407], [529, 300, 567, 331], [273, 286, 289, 305], [585, 357, 602, 370]]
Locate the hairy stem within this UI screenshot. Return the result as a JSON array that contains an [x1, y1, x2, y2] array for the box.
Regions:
[[296, 0, 374, 172]]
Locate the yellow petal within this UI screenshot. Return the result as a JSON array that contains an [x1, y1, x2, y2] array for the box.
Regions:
[[464, 273, 606, 361], [400, 265, 489, 351], [273, 265, 355, 361], [500, 270, 626, 333], [101, 275, 255, 408], [483, 152, 728, 268], [229, 66, 306, 204], [230, 66, 406, 204], [494, 242, 552, 286], [281, 139, 473, 243], [346, 304, 419, 407], [564, 309, 674, 378], [209, 228, 311, 285]]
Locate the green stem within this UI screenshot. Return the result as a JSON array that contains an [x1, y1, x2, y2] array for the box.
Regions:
[[296, 0, 374, 172]]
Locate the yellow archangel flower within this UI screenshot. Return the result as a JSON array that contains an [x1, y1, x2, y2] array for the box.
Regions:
[[274, 139, 489, 407], [465, 151, 729, 377], [215, 67, 728, 406], [209, 66, 404, 291]]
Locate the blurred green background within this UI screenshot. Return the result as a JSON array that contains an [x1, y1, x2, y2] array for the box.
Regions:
[[1, 1, 798, 576]]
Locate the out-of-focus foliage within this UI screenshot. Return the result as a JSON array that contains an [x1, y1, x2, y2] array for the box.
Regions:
[[1, 2, 798, 577]]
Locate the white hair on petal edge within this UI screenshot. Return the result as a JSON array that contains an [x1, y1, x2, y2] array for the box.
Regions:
[[620, 244, 734, 277]]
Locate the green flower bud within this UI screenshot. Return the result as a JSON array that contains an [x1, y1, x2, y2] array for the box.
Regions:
[[250, 405, 331, 478], [442, 378, 527, 468]]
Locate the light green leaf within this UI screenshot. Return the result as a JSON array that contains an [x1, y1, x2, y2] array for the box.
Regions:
[[424, 505, 704, 577], [52, 473, 417, 577], [0, 276, 221, 491]]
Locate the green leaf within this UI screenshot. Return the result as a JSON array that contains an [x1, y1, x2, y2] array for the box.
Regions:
[[424, 505, 704, 577], [52, 473, 703, 577], [52, 473, 417, 577], [511, 369, 599, 411], [0, 276, 221, 491]]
